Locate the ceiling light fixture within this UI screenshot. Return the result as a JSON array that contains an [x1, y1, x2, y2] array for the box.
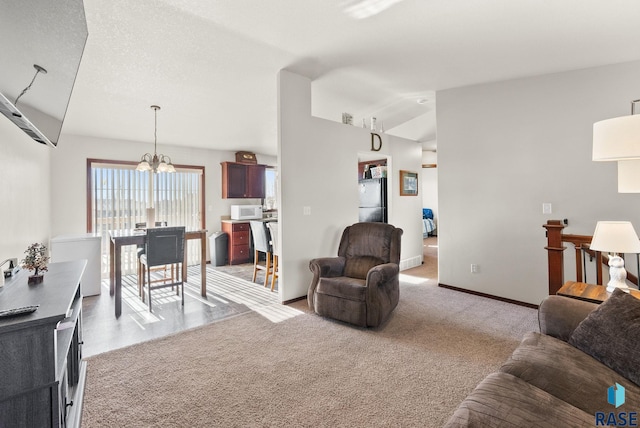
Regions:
[[136, 105, 175, 173], [593, 99, 640, 161]]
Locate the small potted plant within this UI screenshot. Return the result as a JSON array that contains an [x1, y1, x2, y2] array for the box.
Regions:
[[21, 242, 50, 285]]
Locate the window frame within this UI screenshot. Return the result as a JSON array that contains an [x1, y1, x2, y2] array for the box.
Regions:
[[86, 158, 206, 233]]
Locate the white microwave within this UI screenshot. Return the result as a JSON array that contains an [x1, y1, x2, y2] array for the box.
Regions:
[[230, 205, 263, 220]]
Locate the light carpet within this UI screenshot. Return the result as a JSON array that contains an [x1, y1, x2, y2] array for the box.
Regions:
[[81, 281, 538, 427]]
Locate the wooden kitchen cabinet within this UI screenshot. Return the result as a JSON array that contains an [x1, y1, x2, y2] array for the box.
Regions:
[[221, 162, 266, 199], [221, 221, 251, 265]]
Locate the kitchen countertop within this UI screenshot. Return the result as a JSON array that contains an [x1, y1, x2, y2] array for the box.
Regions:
[[221, 217, 278, 224]]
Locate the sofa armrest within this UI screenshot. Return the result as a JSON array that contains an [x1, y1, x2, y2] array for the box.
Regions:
[[308, 257, 346, 308], [365, 263, 400, 327], [538, 295, 598, 342], [309, 257, 345, 278], [366, 263, 399, 285]]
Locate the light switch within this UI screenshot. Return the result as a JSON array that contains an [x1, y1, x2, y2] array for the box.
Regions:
[[303, 206, 311, 216], [542, 203, 552, 214]]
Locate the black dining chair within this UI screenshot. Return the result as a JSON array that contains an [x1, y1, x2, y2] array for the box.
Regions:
[[135, 221, 168, 294], [139, 226, 186, 311], [250, 220, 273, 288]]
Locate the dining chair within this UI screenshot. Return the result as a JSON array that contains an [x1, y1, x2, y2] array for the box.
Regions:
[[135, 221, 170, 294], [266, 222, 279, 292], [139, 226, 186, 311], [250, 220, 273, 288]]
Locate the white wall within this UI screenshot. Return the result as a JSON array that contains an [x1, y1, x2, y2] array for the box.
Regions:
[[0, 117, 51, 263], [437, 59, 640, 305], [50, 134, 275, 257], [278, 70, 423, 302]]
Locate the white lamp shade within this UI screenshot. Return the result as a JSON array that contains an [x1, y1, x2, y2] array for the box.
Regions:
[[136, 161, 151, 172], [617, 160, 640, 193], [593, 114, 640, 161], [590, 221, 640, 254]]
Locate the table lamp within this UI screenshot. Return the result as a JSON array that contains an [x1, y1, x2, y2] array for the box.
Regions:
[[589, 221, 640, 292]]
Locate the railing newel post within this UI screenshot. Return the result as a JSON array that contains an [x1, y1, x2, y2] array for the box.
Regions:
[[543, 220, 566, 296]]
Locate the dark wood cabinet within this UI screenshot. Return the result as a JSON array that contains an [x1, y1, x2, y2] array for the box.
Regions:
[[221, 162, 266, 198], [221, 221, 251, 265], [0, 260, 86, 428]]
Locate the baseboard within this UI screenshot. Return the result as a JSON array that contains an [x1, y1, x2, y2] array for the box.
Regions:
[[283, 295, 306, 305], [438, 283, 539, 309], [400, 256, 422, 271]]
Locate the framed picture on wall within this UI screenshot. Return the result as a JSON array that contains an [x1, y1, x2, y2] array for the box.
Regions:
[[400, 170, 418, 196]]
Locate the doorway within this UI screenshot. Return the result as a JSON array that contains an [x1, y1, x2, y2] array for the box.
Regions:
[[419, 159, 438, 280], [357, 153, 390, 224]]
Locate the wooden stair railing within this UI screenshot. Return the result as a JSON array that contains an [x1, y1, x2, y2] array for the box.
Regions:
[[543, 220, 639, 295]]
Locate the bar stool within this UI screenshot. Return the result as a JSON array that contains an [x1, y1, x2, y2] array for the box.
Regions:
[[266, 222, 279, 291], [250, 220, 273, 287]]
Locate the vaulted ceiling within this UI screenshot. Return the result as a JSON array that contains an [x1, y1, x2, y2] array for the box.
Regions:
[[40, 1, 640, 154]]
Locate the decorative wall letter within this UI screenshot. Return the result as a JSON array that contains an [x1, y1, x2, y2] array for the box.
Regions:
[[371, 133, 382, 151]]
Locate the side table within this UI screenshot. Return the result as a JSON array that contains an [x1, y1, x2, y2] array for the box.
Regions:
[[557, 281, 640, 304]]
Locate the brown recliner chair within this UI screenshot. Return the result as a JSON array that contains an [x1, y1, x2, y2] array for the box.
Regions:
[[308, 222, 403, 327]]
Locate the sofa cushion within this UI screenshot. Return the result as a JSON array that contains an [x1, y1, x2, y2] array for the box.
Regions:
[[443, 372, 593, 428], [568, 288, 640, 386], [316, 276, 367, 301], [500, 332, 640, 415], [344, 256, 383, 280]]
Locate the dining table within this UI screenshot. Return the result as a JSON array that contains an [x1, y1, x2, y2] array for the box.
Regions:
[[109, 228, 208, 317]]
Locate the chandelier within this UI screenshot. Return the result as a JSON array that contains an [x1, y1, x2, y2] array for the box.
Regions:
[[136, 105, 176, 173]]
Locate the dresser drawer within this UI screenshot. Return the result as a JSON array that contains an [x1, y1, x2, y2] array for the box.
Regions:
[[230, 245, 250, 263], [232, 223, 250, 232], [231, 231, 250, 245]]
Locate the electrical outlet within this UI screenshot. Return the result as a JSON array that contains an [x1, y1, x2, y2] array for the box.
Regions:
[[303, 206, 311, 216], [471, 264, 479, 273]]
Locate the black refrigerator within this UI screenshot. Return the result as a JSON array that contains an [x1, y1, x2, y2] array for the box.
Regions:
[[358, 178, 387, 223]]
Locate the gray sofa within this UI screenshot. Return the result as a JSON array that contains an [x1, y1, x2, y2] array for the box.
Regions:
[[445, 289, 640, 427]]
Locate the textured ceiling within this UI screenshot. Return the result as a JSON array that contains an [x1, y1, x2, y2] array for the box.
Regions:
[[15, 0, 640, 155]]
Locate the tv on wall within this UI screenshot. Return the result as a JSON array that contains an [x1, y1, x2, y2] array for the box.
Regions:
[[0, 0, 88, 147]]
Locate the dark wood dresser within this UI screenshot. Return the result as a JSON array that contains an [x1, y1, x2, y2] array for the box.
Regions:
[[221, 220, 251, 264], [0, 260, 86, 427]]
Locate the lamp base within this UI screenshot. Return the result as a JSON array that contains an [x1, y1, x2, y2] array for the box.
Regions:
[[606, 283, 631, 293], [606, 256, 630, 293]]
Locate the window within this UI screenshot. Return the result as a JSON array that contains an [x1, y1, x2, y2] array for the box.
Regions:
[[264, 167, 278, 211], [87, 159, 205, 276]]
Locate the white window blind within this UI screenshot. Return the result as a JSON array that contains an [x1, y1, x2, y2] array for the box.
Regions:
[[89, 162, 203, 277]]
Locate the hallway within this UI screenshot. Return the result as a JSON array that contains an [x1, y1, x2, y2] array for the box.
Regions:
[[402, 236, 438, 283]]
